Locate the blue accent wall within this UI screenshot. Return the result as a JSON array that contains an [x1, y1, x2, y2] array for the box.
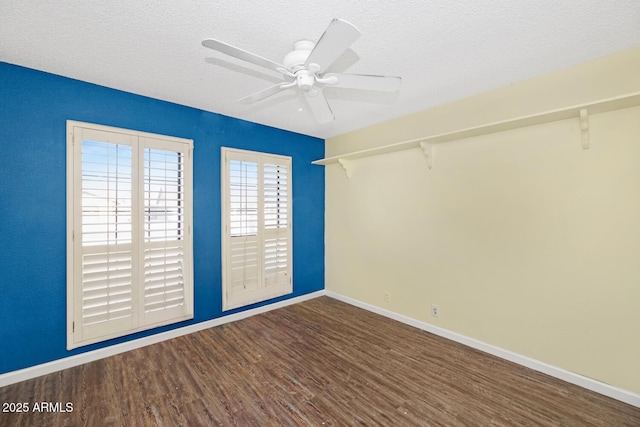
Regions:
[[0, 62, 324, 374]]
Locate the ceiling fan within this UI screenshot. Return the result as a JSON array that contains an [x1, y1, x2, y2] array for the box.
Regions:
[[202, 18, 401, 123]]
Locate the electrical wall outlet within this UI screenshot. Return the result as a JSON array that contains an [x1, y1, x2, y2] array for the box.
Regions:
[[431, 304, 440, 318], [384, 292, 391, 302]]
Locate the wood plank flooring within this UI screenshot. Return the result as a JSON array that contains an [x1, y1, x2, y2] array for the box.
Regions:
[[1, 296, 639, 426]]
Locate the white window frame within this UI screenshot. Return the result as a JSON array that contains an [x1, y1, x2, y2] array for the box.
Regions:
[[221, 147, 293, 311], [66, 120, 193, 349]]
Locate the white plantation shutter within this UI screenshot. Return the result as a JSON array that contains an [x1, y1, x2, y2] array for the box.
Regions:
[[67, 122, 193, 349], [76, 131, 136, 342], [229, 235, 260, 292], [81, 248, 133, 327], [141, 142, 190, 325], [228, 159, 260, 296], [263, 162, 290, 287], [222, 148, 292, 311], [81, 245, 134, 338], [143, 244, 185, 320]]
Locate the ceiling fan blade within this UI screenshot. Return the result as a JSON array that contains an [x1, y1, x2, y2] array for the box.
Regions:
[[202, 38, 287, 73], [237, 84, 289, 104], [305, 19, 361, 73], [324, 73, 402, 92], [304, 90, 334, 123]]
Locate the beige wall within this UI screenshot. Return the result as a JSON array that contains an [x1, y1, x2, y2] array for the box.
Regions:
[[324, 46, 640, 394]]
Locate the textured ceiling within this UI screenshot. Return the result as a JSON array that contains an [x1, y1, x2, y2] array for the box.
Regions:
[[2, 1, 640, 139]]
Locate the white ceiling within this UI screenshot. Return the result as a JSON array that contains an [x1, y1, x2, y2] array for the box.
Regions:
[[2, 1, 640, 139]]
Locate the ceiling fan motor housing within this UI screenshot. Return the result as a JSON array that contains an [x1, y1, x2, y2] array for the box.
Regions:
[[283, 41, 319, 91], [283, 40, 315, 70]]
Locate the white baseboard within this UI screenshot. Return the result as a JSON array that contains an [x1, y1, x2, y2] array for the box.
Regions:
[[0, 291, 326, 388], [325, 291, 640, 408], [3, 289, 639, 409]]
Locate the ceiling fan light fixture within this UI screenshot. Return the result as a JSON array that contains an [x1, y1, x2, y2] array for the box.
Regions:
[[296, 70, 315, 91]]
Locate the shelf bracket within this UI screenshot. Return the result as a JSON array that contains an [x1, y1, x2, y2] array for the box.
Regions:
[[338, 158, 353, 178], [579, 108, 590, 150], [419, 141, 434, 169]]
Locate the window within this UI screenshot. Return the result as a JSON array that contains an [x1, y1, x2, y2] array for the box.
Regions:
[[67, 121, 193, 349], [221, 148, 292, 310]]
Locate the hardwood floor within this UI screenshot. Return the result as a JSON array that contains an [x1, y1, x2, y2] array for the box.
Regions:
[[1, 296, 639, 426]]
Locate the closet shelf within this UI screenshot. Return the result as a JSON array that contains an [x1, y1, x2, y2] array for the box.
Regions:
[[312, 91, 640, 166]]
